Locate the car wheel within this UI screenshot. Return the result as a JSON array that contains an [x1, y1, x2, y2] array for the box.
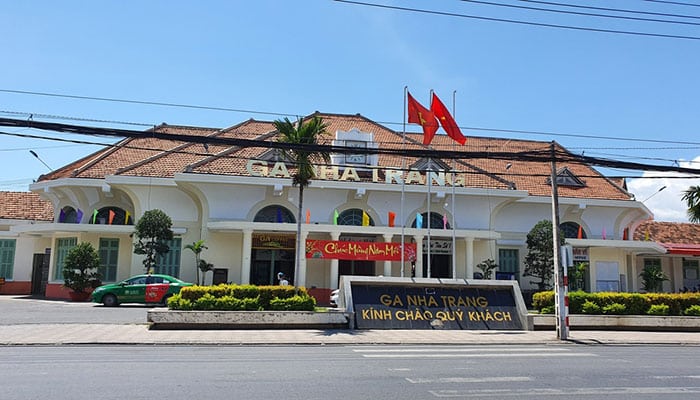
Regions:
[[102, 294, 119, 307], [160, 294, 171, 307]]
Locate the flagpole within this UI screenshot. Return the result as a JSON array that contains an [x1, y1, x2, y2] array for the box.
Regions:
[[427, 90, 433, 279], [451, 90, 457, 280], [401, 86, 407, 277]]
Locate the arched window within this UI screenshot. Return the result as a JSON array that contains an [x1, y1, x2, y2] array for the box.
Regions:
[[411, 212, 450, 229], [254, 205, 296, 223], [560, 221, 586, 239], [58, 206, 79, 223], [89, 207, 133, 225], [337, 208, 374, 226]]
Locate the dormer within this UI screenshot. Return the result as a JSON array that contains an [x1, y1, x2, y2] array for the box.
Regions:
[[331, 128, 379, 167], [546, 167, 586, 187], [411, 157, 451, 172]]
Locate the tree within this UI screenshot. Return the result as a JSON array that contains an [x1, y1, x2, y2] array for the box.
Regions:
[[133, 209, 173, 274], [639, 264, 668, 293], [476, 259, 497, 279], [185, 240, 208, 285], [274, 116, 330, 287], [62, 242, 102, 293], [198, 259, 214, 284], [682, 185, 700, 223], [523, 220, 565, 291]]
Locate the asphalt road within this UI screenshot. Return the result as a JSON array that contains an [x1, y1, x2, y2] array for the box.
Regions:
[[0, 295, 149, 325], [3, 344, 700, 399]]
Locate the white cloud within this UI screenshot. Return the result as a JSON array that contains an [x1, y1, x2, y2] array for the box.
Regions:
[[627, 156, 700, 222]]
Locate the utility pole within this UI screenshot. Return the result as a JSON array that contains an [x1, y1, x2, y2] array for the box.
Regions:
[[550, 141, 568, 340]]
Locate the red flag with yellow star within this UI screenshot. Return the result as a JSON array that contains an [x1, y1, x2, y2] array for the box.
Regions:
[[431, 93, 466, 145], [407, 91, 439, 145]]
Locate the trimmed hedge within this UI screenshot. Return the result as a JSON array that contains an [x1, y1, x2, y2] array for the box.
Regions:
[[532, 290, 700, 316], [168, 284, 316, 311]]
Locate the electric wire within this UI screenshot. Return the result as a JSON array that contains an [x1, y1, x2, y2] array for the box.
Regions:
[[518, 0, 700, 20], [333, 0, 700, 40]]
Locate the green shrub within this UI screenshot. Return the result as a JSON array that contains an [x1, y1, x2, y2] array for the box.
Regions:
[[532, 291, 554, 311], [602, 303, 626, 315], [581, 300, 601, 314], [172, 284, 314, 311], [193, 293, 218, 310], [540, 305, 555, 314], [647, 304, 670, 316], [683, 305, 700, 316], [269, 295, 316, 311]]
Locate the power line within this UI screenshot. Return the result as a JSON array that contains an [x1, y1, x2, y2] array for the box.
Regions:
[[518, 0, 700, 20], [1, 117, 699, 176], [334, 0, 700, 40], [0, 110, 153, 127], [462, 0, 700, 27], [645, 0, 700, 8], [0, 89, 295, 118]]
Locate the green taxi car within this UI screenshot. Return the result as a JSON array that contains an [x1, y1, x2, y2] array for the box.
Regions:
[[91, 274, 193, 307]]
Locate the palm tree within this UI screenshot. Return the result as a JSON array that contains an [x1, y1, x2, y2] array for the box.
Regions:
[[184, 240, 208, 285], [682, 186, 700, 223], [274, 116, 330, 287]]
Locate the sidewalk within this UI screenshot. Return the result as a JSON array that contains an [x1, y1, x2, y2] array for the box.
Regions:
[[2, 323, 700, 346]]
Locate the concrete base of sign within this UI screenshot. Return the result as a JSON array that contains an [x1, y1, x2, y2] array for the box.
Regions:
[[530, 314, 700, 332], [147, 309, 350, 330], [337, 276, 530, 330]]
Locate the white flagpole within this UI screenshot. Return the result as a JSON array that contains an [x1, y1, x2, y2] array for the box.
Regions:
[[427, 90, 433, 279], [401, 86, 407, 277], [451, 90, 457, 280]]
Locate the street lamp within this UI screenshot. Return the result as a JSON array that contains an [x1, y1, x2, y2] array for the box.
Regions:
[[641, 186, 667, 203], [29, 150, 52, 171]]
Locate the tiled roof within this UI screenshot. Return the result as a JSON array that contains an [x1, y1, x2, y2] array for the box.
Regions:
[[634, 220, 700, 245], [37, 112, 633, 201], [0, 191, 54, 221]]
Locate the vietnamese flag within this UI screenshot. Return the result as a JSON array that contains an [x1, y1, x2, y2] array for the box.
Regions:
[[407, 91, 439, 145], [431, 93, 466, 145], [388, 211, 396, 227]]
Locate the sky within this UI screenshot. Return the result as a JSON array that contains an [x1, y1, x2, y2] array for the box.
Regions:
[[1, 0, 699, 222]]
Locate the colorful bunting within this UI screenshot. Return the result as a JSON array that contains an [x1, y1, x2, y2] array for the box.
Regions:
[[306, 209, 310, 224], [76, 209, 83, 224], [577, 225, 583, 239], [443, 214, 448, 229], [362, 210, 370, 227], [91, 209, 98, 224], [333, 209, 339, 225], [108, 210, 116, 225], [416, 213, 423, 229], [124, 210, 131, 225]]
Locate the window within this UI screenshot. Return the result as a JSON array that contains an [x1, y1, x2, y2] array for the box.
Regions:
[[54, 237, 78, 280], [155, 238, 182, 277], [0, 239, 16, 279], [89, 207, 133, 225], [412, 212, 449, 229], [254, 205, 295, 223], [58, 206, 79, 223], [99, 238, 119, 282], [560, 222, 585, 239], [683, 259, 700, 291], [345, 140, 367, 165], [337, 209, 374, 226], [498, 249, 519, 280]]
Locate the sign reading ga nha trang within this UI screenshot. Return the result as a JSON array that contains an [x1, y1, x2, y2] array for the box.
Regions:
[[350, 283, 524, 330]]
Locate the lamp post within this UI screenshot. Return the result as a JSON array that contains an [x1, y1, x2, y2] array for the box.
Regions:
[[641, 186, 667, 203], [29, 150, 52, 171]]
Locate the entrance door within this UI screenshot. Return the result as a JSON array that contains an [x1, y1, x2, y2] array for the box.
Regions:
[[339, 260, 375, 282], [422, 254, 451, 278], [250, 249, 294, 285], [31, 253, 47, 296]]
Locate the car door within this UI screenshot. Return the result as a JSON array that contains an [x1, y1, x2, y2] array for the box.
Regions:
[[121, 276, 148, 303], [145, 276, 170, 303]]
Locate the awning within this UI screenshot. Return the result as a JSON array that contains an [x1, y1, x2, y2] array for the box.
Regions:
[[662, 243, 700, 256], [566, 238, 666, 254]]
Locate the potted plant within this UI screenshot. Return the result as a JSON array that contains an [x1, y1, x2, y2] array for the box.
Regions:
[[62, 242, 102, 301]]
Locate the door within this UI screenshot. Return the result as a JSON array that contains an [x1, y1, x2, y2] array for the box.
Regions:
[[31, 253, 47, 296]]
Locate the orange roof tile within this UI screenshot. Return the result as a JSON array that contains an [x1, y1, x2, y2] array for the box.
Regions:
[[0, 191, 53, 221], [634, 220, 700, 245]]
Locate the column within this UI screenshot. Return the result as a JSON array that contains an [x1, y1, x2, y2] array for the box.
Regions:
[[329, 232, 340, 289], [240, 229, 253, 284], [298, 230, 309, 287], [464, 237, 474, 279], [413, 234, 424, 278], [383, 233, 393, 277]]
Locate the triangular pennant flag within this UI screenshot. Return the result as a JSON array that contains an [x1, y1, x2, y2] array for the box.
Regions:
[[276, 207, 283, 223], [416, 213, 423, 229], [362, 211, 370, 227], [58, 208, 66, 223], [333, 209, 339, 225], [306, 209, 310, 224], [124, 210, 131, 225], [623, 228, 629, 241], [443, 214, 448, 229], [645, 229, 650, 241], [602, 227, 607, 240], [388, 211, 396, 227], [577, 225, 583, 239], [76, 209, 83, 224], [108, 210, 116, 225], [92, 209, 98, 224]]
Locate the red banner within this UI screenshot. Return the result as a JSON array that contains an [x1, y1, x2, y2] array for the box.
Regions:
[[306, 240, 417, 261]]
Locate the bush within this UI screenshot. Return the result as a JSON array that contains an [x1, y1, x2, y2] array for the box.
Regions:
[[169, 283, 315, 311], [531, 291, 700, 315], [683, 305, 700, 316], [602, 303, 626, 315], [647, 304, 670, 316], [581, 300, 601, 314], [540, 305, 555, 314]]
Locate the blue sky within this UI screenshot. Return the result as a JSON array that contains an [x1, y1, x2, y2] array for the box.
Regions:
[[1, 0, 699, 221]]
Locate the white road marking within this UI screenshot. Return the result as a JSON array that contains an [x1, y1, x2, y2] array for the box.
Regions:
[[406, 376, 532, 384], [429, 386, 700, 397]]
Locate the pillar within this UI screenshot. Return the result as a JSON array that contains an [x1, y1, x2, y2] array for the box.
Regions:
[[241, 229, 253, 284], [329, 232, 340, 289], [298, 230, 309, 287], [464, 237, 474, 279], [413, 234, 424, 278], [383, 233, 393, 277]]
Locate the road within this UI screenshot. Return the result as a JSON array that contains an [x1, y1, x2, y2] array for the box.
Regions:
[[3, 344, 700, 399], [0, 295, 148, 324]]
